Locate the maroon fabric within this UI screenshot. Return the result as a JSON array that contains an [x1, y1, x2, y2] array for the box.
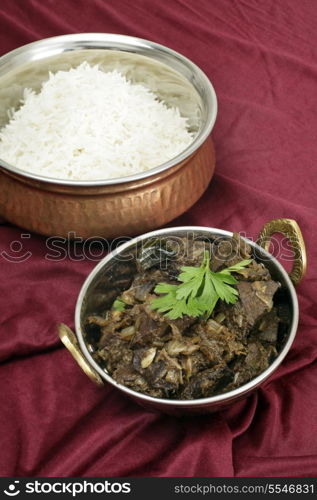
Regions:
[[0, 0, 316, 478]]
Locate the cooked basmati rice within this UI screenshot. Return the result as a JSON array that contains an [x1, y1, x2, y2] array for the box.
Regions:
[[0, 62, 194, 181]]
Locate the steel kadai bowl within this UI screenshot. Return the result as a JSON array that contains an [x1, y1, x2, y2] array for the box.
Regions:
[[0, 33, 217, 238], [59, 218, 307, 416]]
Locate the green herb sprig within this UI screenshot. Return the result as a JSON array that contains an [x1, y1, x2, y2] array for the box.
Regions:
[[150, 251, 251, 320], [112, 298, 126, 312]]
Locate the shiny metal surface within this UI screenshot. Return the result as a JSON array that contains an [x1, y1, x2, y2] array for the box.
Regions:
[[0, 33, 217, 186], [58, 220, 304, 415], [0, 137, 215, 238], [257, 218, 307, 286], [58, 323, 104, 386], [0, 34, 217, 237]]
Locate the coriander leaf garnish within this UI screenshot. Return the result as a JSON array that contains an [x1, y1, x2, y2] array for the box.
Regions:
[[112, 298, 126, 312], [150, 251, 251, 320], [220, 259, 253, 274]]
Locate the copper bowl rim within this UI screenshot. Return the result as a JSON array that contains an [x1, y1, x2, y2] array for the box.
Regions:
[[74, 225, 299, 408], [0, 33, 217, 188]]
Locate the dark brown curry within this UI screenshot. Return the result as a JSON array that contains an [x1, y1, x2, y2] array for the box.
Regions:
[[84, 234, 289, 400]]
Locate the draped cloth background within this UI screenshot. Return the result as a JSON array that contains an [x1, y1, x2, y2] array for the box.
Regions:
[[0, 0, 316, 477]]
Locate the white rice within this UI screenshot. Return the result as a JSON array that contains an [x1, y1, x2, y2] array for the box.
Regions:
[[0, 62, 194, 181]]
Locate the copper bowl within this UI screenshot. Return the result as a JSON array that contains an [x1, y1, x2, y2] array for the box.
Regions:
[[0, 34, 217, 238], [59, 218, 307, 415]]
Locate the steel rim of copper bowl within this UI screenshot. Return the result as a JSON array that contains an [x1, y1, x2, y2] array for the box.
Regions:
[[74, 226, 299, 408], [0, 33, 217, 187]]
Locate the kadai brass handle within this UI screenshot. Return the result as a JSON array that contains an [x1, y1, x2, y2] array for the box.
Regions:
[[58, 323, 104, 386], [257, 218, 307, 286]]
